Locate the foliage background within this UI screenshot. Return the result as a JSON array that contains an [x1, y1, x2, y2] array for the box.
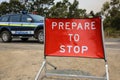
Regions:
[[0, 0, 119, 37]]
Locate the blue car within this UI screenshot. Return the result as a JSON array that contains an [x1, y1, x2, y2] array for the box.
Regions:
[[0, 13, 44, 43]]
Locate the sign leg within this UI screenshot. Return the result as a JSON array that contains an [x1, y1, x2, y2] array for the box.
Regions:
[[105, 64, 109, 80], [35, 60, 46, 80], [47, 61, 57, 70]]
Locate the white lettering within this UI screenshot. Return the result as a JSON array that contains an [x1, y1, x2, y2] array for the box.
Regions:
[[65, 22, 70, 30], [81, 46, 88, 54], [72, 22, 77, 29], [60, 45, 65, 53], [52, 22, 57, 30], [59, 45, 88, 54], [74, 46, 80, 53], [68, 34, 73, 41], [52, 21, 97, 30], [91, 21, 96, 30], [85, 22, 90, 30], [68, 34, 80, 42], [59, 22, 64, 30], [77, 23, 83, 30], [74, 34, 80, 42], [67, 45, 72, 53]]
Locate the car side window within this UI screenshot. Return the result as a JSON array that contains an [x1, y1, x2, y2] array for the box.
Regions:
[[21, 15, 31, 22], [9, 15, 21, 22], [0, 16, 9, 22]]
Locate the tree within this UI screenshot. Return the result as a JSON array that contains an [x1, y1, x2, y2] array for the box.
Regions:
[[101, 1, 110, 16], [88, 11, 95, 18], [67, 0, 86, 18], [49, 0, 87, 18], [110, 7, 120, 30], [0, 2, 9, 16], [48, 0, 70, 18], [9, 0, 25, 13], [100, 0, 120, 31], [31, 0, 54, 16], [0, 0, 25, 16]]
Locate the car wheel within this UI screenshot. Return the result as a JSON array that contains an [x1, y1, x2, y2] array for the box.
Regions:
[[21, 38, 29, 41], [1, 31, 12, 42], [37, 30, 44, 43]]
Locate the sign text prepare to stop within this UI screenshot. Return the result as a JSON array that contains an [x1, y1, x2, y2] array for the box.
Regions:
[[51, 21, 97, 54]]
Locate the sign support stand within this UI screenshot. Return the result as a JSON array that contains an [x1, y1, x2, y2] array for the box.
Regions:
[[35, 59, 109, 80], [35, 59, 57, 80], [105, 62, 109, 80], [101, 15, 109, 80], [35, 17, 109, 80]]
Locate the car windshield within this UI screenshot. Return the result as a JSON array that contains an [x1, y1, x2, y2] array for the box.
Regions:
[[29, 14, 44, 22]]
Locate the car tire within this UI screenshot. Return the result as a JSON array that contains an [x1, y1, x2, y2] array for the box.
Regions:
[[37, 30, 44, 43], [1, 31, 12, 42], [21, 38, 29, 41]]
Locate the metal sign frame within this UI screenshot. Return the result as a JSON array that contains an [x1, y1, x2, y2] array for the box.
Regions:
[[35, 16, 109, 80]]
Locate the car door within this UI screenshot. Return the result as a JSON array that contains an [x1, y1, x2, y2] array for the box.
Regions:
[[0, 15, 9, 29], [9, 14, 22, 35], [21, 15, 35, 35]]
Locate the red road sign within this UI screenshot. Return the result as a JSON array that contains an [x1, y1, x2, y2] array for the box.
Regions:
[[45, 17, 105, 58]]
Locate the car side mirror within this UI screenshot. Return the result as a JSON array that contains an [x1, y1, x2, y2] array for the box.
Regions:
[[27, 18, 32, 22]]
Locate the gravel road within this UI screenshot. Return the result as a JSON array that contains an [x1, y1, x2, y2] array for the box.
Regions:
[[0, 38, 120, 80]]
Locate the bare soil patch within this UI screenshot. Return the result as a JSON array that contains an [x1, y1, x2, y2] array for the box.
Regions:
[[0, 40, 120, 80]]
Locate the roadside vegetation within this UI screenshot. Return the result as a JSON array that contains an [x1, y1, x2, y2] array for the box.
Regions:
[[99, 0, 120, 38], [0, 0, 119, 37]]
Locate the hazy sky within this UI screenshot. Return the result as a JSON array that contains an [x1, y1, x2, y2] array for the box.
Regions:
[[0, 0, 110, 13], [0, 0, 9, 3]]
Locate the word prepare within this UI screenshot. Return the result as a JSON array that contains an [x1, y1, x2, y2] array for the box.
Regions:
[[52, 21, 96, 30]]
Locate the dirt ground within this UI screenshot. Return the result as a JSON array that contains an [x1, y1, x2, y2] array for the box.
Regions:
[[0, 39, 120, 80]]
